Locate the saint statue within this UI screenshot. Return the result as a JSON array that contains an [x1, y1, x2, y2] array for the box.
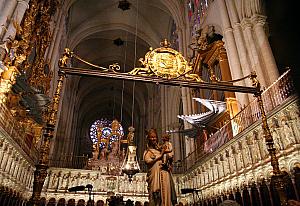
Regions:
[[143, 129, 177, 206]]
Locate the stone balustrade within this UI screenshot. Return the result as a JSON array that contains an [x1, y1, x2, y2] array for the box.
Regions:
[[0, 135, 35, 201], [177, 97, 300, 204], [41, 168, 149, 203]]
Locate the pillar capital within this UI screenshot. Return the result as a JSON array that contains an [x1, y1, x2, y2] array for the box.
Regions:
[[17, 0, 29, 5], [251, 14, 267, 27], [240, 18, 253, 30], [224, 27, 233, 34]]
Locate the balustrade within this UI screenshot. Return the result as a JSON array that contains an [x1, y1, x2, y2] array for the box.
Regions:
[[40, 168, 149, 204], [177, 71, 300, 204], [182, 70, 297, 172]]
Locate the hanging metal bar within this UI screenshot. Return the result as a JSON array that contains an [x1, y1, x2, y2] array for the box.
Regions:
[[60, 66, 258, 94]]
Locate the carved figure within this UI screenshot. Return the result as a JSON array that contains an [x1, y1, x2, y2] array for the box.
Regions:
[[92, 144, 99, 160], [161, 133, 173, 170], [143, 129, 177, 206]]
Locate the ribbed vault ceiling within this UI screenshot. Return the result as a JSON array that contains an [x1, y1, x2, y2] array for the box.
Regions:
[[62, 0, 179, 153]]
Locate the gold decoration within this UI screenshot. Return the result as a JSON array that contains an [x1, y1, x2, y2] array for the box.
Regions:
[[250, 72, 288, 205], [58, 48, 73, 67], [128, 39, 203, 82]]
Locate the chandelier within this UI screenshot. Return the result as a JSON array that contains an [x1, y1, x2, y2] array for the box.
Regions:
[[121, 126, 140, 181]]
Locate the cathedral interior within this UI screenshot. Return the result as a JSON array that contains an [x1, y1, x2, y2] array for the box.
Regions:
[[0, 0, 299, 205]]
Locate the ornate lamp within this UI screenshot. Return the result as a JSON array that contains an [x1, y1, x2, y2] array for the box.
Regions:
[[121, 126, 140, 181]]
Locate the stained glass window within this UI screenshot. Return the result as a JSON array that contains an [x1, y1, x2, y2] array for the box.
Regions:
[[188, 0, 213, 38], [170, 21, 179, 50], [89, 119, 124, 149]]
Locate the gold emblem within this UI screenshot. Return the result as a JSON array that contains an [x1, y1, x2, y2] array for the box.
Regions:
[[129, 39, 203, 82]]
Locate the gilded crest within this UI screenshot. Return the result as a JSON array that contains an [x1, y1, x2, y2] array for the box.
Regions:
[[129, 39, 203, 82]]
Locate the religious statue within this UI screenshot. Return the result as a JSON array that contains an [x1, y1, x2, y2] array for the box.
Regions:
[[161, 133, 173, 171], [92, 144, 99, 160], [143, 129, 177, 206]]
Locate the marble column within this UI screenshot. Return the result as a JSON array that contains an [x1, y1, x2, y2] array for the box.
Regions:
[[2, 0, 29, 41], [0, 0, 17, 37], [218, 0, 248, 108], [252, 14, 279, 84]]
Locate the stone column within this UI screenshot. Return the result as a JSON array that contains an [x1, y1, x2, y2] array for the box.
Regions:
[[0, 147, 10, 171], [4, 152, 14, 173], [27, 167, 34, 187], [252, 14, 279, 84], [19, 161, 26, 184], [13, 158, 20, 178], [241, 18, 268, 87], [46, 5, 63, 60], [2, 0, 29, 41], [0, 0, 7, 11], [48, 10, 66, 81], [0, 140, 6, 163], [23, 166, 30, 185], [16, 160, 25, 181], [266, 181, 274, 206], [225, 0, 252, 82], [218, 0, 248, 107], [225, 0, 253, 102], [170, 88, 181, 162], [291, 175, 300, 201], [182, 87, 191, 157], [186, 88, 195, 154], [8, 154, 17, 176], [218, 159, 225, 179], [256, 183, 264, 206], [0, 0, 17, 37]]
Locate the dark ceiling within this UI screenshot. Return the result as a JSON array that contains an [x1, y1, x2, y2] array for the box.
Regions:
[[265, 0, 299, 94]]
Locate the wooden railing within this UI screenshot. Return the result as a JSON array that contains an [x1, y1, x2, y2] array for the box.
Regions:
[[184, 70, 296, 171]]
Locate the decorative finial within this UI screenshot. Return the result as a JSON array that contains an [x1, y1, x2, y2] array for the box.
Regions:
[[58, 48, 73, 67], [160, 39, 171, 48]]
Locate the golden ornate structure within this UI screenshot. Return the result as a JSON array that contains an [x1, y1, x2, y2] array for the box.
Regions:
[[57, 39, 288, 205], [0, 6, 59, 205], [129, 39, 203, 82], [250, 72, 288, 205], [28, 69, 66, 206]]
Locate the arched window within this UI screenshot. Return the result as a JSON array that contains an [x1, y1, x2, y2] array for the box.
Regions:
[[89, 118, 124, 150]]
